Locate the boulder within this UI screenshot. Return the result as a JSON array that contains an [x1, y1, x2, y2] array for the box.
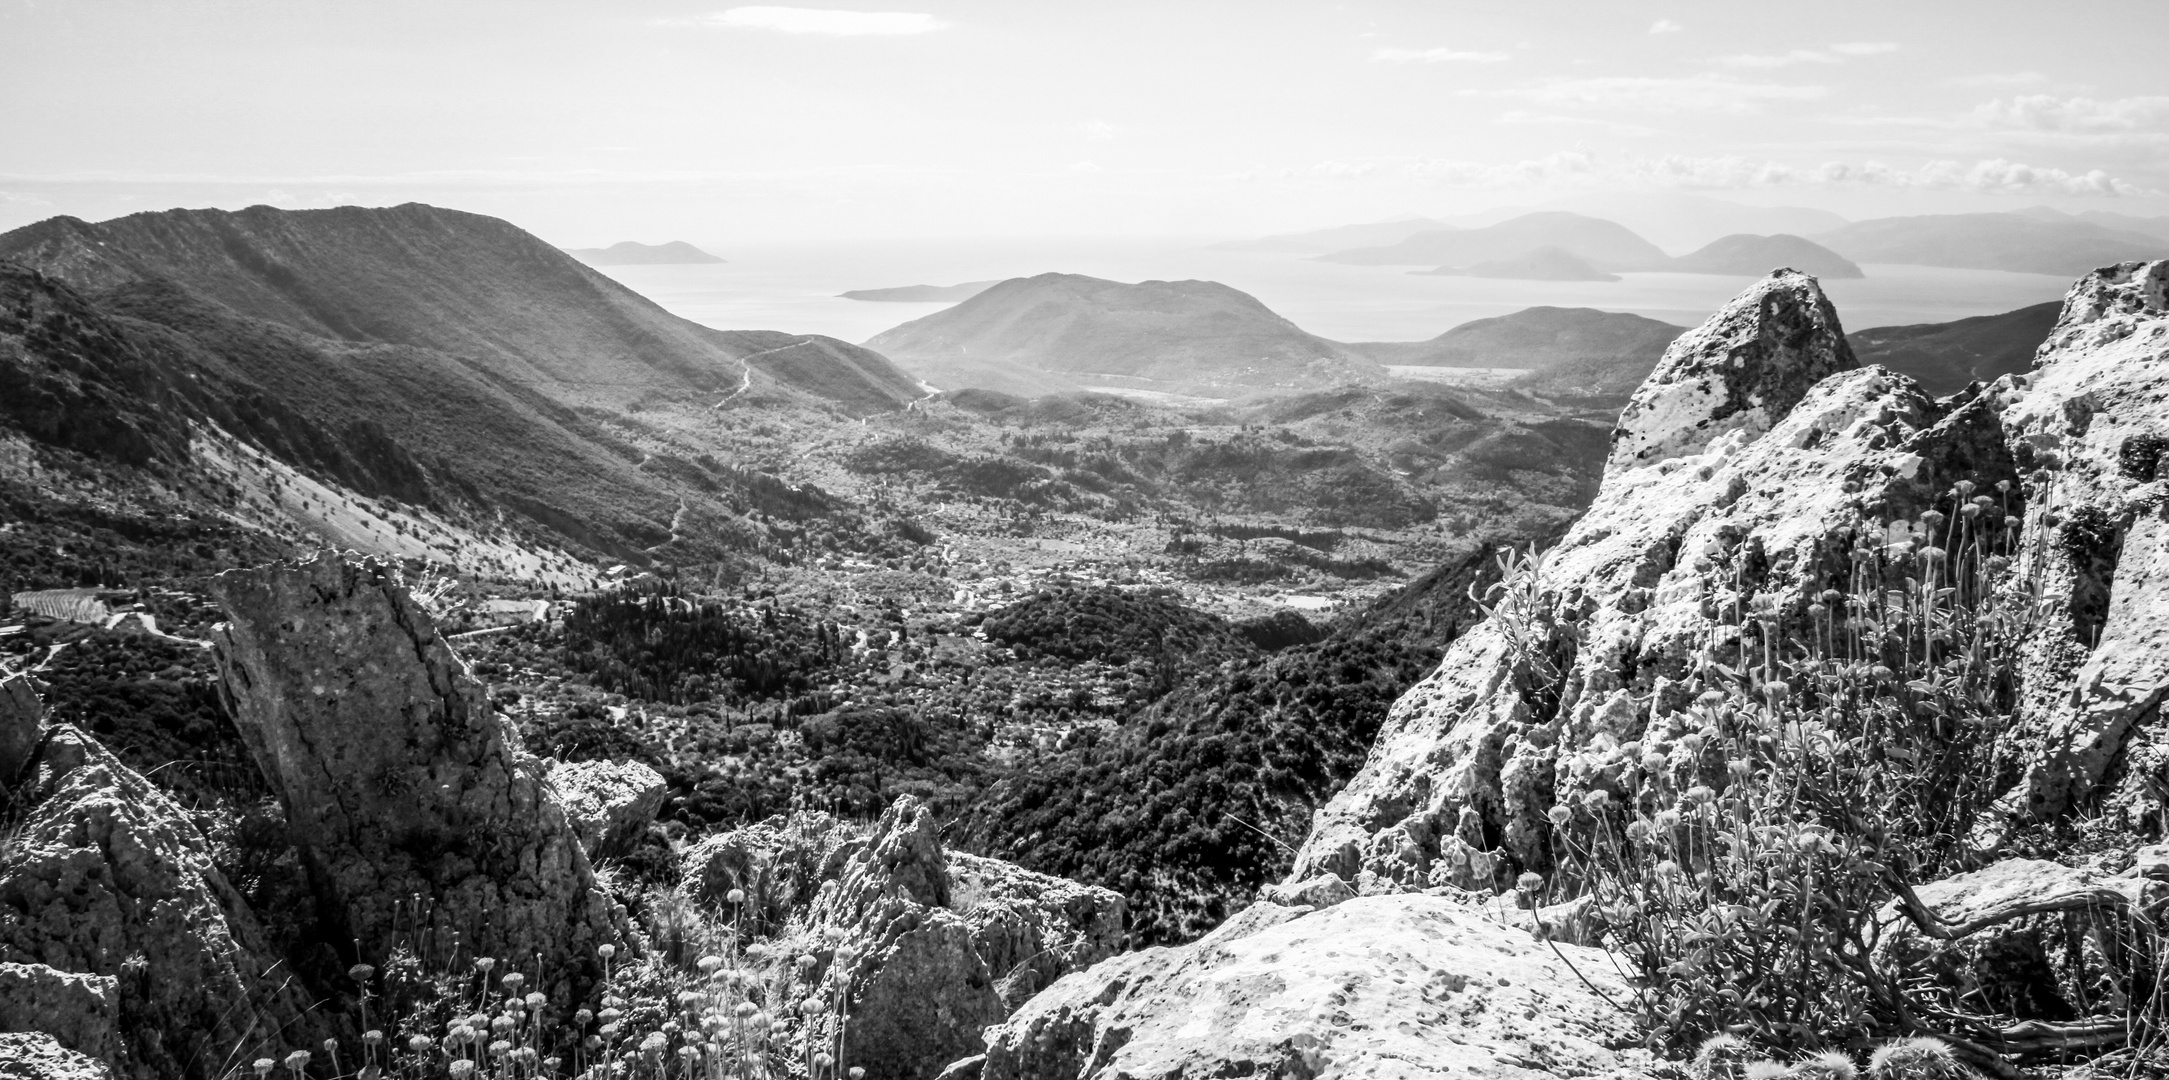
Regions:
[[210, 550, 619, 1004], [687, 797, 1125, 1080], [0, 673, 41, 789], [0, 1032, 112, 1080], [1985, 260, 2169, 831], [550, 759, 667, 859], [0, 962, 119, 1066], [1290, 270, 2018, 888], [0, 724, 319, 1080], [1258, 872, 1356, 911], [979, 893, 1652, 1080]]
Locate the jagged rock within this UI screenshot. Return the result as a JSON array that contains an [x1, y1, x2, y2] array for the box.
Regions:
[[210, 550, 618, 1003], [979, 894, 1651, 1080], [0, 724, 318, 1080], [1985, 261, 2169, 829], [0, 1032, 112, 1080], [550, 759, 666, 859], [1876, 859, 2156, 1026], [686, 797, 1124, 1080], [1258, 872, 1355, 910], [1291, 270, 2018, 888], [0, 962, 118, 1066], [0, 673, 41, 789]]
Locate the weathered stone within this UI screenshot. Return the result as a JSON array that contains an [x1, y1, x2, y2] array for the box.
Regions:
[[0, 725, 319, 1080], [0, 673, 41, 790], [0, 962, 118, 1067], [0, 1032, 112, 1080], [686, 797, 1123, 1080], [1986, 261, 2169, 830], [1290, 270, 2018, 887], [210, 550, 618, 1004], [980, 894, 1652, 1080], [550, 759, 666, 859], [1259, 872, 1356, 910], [1876, 859, 2157, 1026]]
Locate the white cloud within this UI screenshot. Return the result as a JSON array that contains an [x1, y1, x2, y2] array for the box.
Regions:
[[689, 7, 944, 35], [1298, 151, 2153, 196], [1972, 94, 2169, 133], [1083, 120, 1120, 141], [1718, 42, 1897, 68], [1069, 161, 1102, 173], [1482, 75, 1826, 114], [1372, 46, 1509, 64], [1649, 19, 1683, 34]]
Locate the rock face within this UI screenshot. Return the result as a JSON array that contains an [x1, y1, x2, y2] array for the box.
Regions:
[[1987, 261, 2169, 831], [686, 797, 1125, 1080], [979, 893, 1651, 1080], [1290, 269, 2018, 888], [0, 1032, 113, 1080], [0, 724, 319, 1080], [549, 759, 667, 859], [210, 550, 618, 1002], [0, 674, 42, 788]]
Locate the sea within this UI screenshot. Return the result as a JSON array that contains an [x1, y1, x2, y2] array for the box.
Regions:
[[591, 238, 2076, 347]]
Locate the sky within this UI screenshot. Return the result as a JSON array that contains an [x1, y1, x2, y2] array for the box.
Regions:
[[3, 0, 2167, 246]]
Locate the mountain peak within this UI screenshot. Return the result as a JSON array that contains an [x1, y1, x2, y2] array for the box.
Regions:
[[1607, 268, 1855, 475]]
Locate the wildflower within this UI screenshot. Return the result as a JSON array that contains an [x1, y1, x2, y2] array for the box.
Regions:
[[1547, 804, 1572, 827], [514, 1048, 540, 1068], [252, 1060, 275, 1078], [583, 1036, 603, 1051], [1625, 819, 1652, 844], [1654, 860, 1682, 880], [640, 1033, 668, 1055], [1727, 759, 1752, 780], [597, 944, 616, 960], [449, 1061, 476, 1079], [1692, 1033, 1756, 1080], [1745, 1063, 1788, 1080], [678, 990, 704, 1009], [406, 1035, 433, 1054], [697, 954, 725, 974], [814, 1053, 835, 1070], [851, 1070, 867, 1080], [361, 1030, 383, 1047], [735, 1001, 757, 1019], [1582, 788, 1610, 809], [474, 957, 496, 973], [1655, 809, 1682, 830], [1868, 1037, 1964, 1079], [803, 997, 827, 1016], [348, 963, 375, 983], [678, 1046, 702, 1062], [574, 1009, 594, 1027], [500, 972, 525, 992], [283, 1050, 311, 1073], [1681, 733, 1705, 755], [489, 1040, 513, 1056], [796, 953, 819, 974], [600, 1008, 623, 1023], [727, 888, 747, 905], [526, 992, 546, 1011], [322, 1038, 338, 1054], [1795, 1049, 1858, 1079], [1686, 785, 1716, 805], [598, 1022, 621, 1038], [1516, 871, 1545, 894]]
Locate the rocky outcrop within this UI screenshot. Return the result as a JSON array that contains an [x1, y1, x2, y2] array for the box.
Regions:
[[0, 723, 319, 1080], [0, 674, 41, 788], [0, 1032, 112, 1080], [1291, 269, 2018, 888], [0, 963, 118, 1066], [210, 550, 619, 1003], [978, 893, 1651, 1080], [550, 759, 667, 858], [686, 797, 1125, 1080], [1986, 261, 2169, 831]]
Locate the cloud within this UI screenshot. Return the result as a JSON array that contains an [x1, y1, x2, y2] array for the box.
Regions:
[[1649, 19, 1683, 34], [1298, 151, 2153, 196], [1481, 75, 1826, 114], [1083, 120, 1120, 141], [1972, 94, 2169, 133], [1371, 46, 1509, 64], [1494, 111, 1661, 137], [1950, 71, 2049, 88], [686, 7, 944, 35], [1718, 42, 1897, 68]]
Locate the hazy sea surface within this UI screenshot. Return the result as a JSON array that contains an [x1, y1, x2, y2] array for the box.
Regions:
[[593, 238, 2075, 345]]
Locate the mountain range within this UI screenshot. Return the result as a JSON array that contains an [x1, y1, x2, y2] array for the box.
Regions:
[[565, 240, 725, 265], [1811, 213, 2163, 276], [1314, 212, 1676, 272], [840, 281, 1001, 302]]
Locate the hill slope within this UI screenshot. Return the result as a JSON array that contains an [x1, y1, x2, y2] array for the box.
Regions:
[[1848, 301, 2059, 397], [566, 240, 725, 265], [1670, 234, 1863, 279], [1314, 212, 1672, 271], [0, 204, 919, 412], [1813, 213, 2161, 275], [840, 281, 999, 302], [863, 272, 1384, 396]]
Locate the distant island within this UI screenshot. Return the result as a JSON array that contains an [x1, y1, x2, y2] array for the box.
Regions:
[[564, 240, 724, 265], [840, 281, 1000, 302], [1414, 246, 1620, 282]]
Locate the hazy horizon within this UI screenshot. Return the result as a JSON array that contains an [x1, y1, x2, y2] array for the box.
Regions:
[[5, 0, 2167, 248]]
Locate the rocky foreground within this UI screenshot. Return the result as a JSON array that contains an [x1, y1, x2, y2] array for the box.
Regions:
[[2, 260, 2165, 1079]]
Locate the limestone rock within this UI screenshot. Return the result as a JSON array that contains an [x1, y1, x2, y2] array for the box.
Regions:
[[1259, 872, 1355, 910], [685, 796, 1124, 1080], [0, 725, 318, 1080], [550, 759, 667, 859], [979, 894, 1652, 1080], [0, 1032, 113, 1080], [210, 550, 618, 1003], [0, 673, 41, 790], [0, 962, 118, 1066], [1290, 271, 2019, 888], [1986, 261, 2169, 828]]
